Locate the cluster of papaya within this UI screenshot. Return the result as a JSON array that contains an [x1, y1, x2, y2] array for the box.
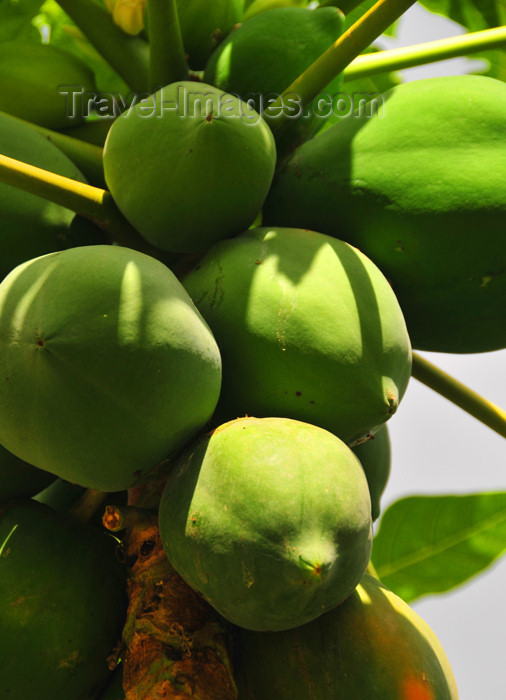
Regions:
[[0, 0, 503, 696]]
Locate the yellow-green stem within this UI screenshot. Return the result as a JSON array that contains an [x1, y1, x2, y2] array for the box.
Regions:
[[263, 0, 417, 131], [68, 488, 109, 523], [412, 353, 506, 440], [344, 26, 506, 81]]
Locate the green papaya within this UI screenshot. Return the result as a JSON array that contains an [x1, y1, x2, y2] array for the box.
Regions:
[[0, 111, 105, 281], [103, 82, 276, 253], [352, 424, 391, 521], [236, 573, 458, 699], [244, 0, 309, 21], [176, 0, 244, 70], [97, 666, 124, 699], [0, 41, 96, 129], [0, 443, 55, 501], [0, 499, 126, 699], [34, 478, 85, 512], [159, 416, 373, 631], [264, 75, 506, 353], [183, 227, 412, 445], [204, 7, 344, 116], [0, 245, 222, 491]]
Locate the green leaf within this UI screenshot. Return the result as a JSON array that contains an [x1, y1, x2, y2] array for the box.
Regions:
[[419, 0, 505, 31], [372, 493, 506, 603]]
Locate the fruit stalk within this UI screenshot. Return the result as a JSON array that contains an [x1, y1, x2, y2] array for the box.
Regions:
[[68, 488, 109, 523], [343, 26, 506, 81], [0, 111, 105, 188], [146, 0, 188, 92], [0, 153, 170, 260], [412, 353, 506, 439], [106, 512, 237, 699], [263, 0, 417, 130], [55, 0, 150, 93]]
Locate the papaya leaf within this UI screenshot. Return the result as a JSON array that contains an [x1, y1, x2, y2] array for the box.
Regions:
[[372, 493, 506, 603]]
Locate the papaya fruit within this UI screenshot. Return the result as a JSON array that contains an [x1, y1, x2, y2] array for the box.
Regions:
[[183, 227, 412, 445], [204, 7, 344, 116], [0, 443, 55, 501], [103, 82, 276, 253], [0, 41, 96, 129], [244, 0, 309, 21], [159, 416, 373, 631], [264, 75, 506, 353], [34, 478, 85, 512], [176, 0, 244, 70], [236, 573, 459, 699], [0, 499, 126, 699], [0, 245, 222, 491], [0, 111, 105, 281], [352, 424, 391, 521], [97, 666, 125, 699]]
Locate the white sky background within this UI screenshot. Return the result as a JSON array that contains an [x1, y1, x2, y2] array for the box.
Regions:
[[374, 5, 506, 699]]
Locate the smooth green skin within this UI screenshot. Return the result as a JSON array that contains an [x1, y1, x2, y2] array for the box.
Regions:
[[204, 7, 344, 115], [236, 573, 458, 699], [0, 245, 222, 491], [159, 417, 373, 632], [0, 443, 55, 501], [0, 499, 126, 699], [184, 227, 412, 445], [0, 42, 96, 129], [97, 667, 124, 699], [352, 424, 391, 521], [103, 82, 276, 254], [0, 112, 104, 281], [176, 0, 244, 70], [264, 75, 506, 353], [244, 0, 309, 20]]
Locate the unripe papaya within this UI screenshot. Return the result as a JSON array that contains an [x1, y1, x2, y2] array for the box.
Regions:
[[103, 82, 276, 253], [0, 443, 55, 501], [264, 75, 506, 353], [159, 417, 373, 631], [352, 424, 391, 521], [176, 0, 244, 70], [0, 41, 96, 129], [0, 112, 105, 281], [204, 7, 344, 117], [183, 227, 412, 445], [244, 0, 309, 21], [34, 478, 85, 512], [236, 573, 458, 699], [0, 245, 222, 491], [0, 499, 126, 699]]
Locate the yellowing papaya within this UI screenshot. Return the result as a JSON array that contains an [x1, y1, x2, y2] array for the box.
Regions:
[[183, 227, 412, 445], [159, 416, 373, 631], [0, 41, 96, 129], [236, 573, 459, 699], [0, 245, 222, 491], [103, 82, 276, 253], [264, 75, 506, 353], [0, 499, 126, 699], [0, 112, 105, 281], [176, 0, 244, 70]]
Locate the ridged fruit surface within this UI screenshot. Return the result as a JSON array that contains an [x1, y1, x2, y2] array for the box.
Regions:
[[0, 41, 96, 128], [264, 75, 506, 353], [103, 82, 276, 253], [0, 245, 222, 491], [236, 573, 459, 699], [183, 227, 412, 445], [0, 499, 126, 699], [352, 424, 391, 521], [159, 416, 373, 632], [0, 112, 104, 281]]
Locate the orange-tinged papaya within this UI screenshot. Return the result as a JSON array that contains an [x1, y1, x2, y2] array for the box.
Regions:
[[236, 573, 459, 699], [0, 245, 222, 491], [0, 499, 126, 699], [264, 75, 506, 353], [183, 227, 412, 445], [159, 417, 373, 632]]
